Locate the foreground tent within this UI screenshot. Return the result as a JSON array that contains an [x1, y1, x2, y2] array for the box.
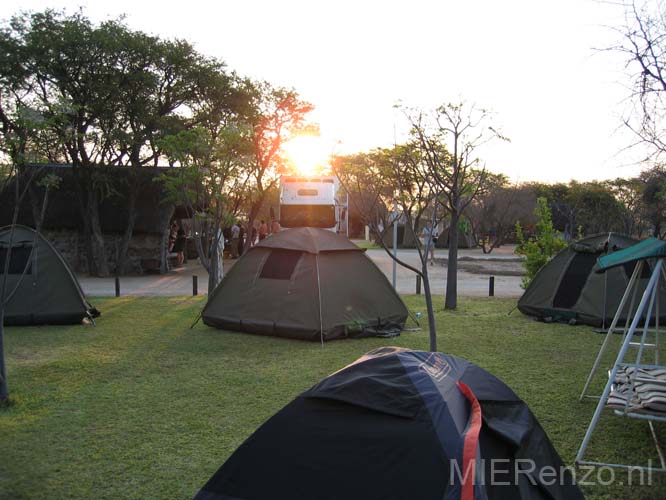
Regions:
[[194, 347, 583, 500], [1, 225, 99, 325], [202, 228, 408, 341], [518, 232, 666, 326]]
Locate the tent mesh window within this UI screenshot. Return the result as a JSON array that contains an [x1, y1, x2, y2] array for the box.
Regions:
[[0, 245, 33, 274], [553, 252, 597, 308], [259, 250, 302, 280]]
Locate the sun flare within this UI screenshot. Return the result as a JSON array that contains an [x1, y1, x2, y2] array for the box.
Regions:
[[282, 136, 331, 176]]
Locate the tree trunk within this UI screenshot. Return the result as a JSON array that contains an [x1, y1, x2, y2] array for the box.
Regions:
[[88, 189, 110, 277], [74, 170, 108, 276], [159, 204, 175, 274], [445, 211, 460, 310], [195, 233, 210, 272], [115, 183, 139, 275], [27, 186, 43, 229], [76, 187, 97, 276], [208, 254, 218, 295], [244, 200, 263, 254], [421, 262, 438, 352], [207, 229, 224, 294], [0, 306, 7, 402]]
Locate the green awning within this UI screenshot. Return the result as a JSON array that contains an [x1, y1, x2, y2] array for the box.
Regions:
[[597, 237, 666, 271]]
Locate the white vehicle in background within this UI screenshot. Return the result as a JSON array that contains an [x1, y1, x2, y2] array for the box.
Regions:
[[279, 175, 348, 234]]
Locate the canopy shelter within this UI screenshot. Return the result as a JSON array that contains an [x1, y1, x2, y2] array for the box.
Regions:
[[202, 227, 408, 342], [194, 347, 583, 500], [577, 237, 666, 473], [518, 233, 666, 327], [0, 225, 99, 325], [597, 236, 666, 270]]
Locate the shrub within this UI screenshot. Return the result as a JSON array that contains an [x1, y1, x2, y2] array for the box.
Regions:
[[515, 197, 568, 288]]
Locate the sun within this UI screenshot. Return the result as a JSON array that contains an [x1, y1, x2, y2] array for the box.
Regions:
[[282, 135, 331, 176]]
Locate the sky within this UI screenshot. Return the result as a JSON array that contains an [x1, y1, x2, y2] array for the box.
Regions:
[[1, 0, 651, 183]]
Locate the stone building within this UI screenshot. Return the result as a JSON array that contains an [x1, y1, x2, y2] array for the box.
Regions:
[[0, 164, 189, 274]]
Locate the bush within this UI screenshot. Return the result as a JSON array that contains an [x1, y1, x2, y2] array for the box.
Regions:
[[515, 197, 568, 288]]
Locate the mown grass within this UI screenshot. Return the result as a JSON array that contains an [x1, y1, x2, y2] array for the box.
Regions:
[[1, 296, 665, 499], [353, 240, 381, 250]]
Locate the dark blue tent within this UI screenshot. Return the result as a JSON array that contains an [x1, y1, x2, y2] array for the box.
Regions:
[[194, 347, 583, 500]]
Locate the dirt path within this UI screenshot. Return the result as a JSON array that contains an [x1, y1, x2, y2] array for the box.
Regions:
[[78, 246, 526, 298]]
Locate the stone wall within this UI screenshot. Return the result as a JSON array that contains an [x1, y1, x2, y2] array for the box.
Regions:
[[45, 230, 163, 275]]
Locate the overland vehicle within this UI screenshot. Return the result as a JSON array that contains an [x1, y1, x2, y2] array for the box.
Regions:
[[279, 175, 347, 234]]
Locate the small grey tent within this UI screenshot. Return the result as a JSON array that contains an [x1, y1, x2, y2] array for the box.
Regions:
[[1, 225, 99, 325], [202, 227, 408, 341], [518, 232, 666, 326]]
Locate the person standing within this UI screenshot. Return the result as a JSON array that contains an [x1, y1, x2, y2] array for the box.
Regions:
[[271, 217, 280, 235], [238, 224, 246, 256], [421, 221, 438, 265], [258, 220, 269, 241], [174, 228, 187, 265], [168, 221, 178, 252], [230, 221, 240, 258]]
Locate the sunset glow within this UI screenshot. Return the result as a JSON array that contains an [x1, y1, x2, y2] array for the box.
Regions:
[[282, 135, 331, 176], [2, 0, 647, 182]]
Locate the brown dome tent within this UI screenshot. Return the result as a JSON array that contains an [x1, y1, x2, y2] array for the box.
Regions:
[[202, 228, 408, 341], [1, 225, 99, 325]]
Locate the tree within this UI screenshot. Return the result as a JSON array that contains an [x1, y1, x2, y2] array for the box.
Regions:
[[333, 143, 434, 246], [332, 151, 393, 240], [529, 182, 575, 236], [564, 181, 628, 235], [159, 122, 253, 293], [606, 176, 649, 237], [0, 27, 65, 401], [466, 178, 537, 253], [529, 181, 631, 238], [242, 82, 314, 251], [334, 142, 442, 351], [158, 67, 256, 292], [639, 165, 666, 237], [0, 163, 59, 403], [515, 197, 568, 288], [403, 101, 507, 309], [0, 10, 235, 276], [612, 0, 666, 161]]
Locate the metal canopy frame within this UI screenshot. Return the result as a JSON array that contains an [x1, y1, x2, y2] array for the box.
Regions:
[[576, 258, 666, 472]]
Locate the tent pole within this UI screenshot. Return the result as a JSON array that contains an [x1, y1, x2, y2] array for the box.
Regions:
[[579, 261, 641, 400], [635, 271, 658, 366], [602, 271, 608, 331], [601, 232, 611, 331], [622, 270, 641, 337], [316, 254, 324, 349], [657, 265, 666, 365]]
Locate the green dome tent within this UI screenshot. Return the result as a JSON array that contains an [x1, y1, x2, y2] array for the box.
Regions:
[[518, 233, 666, 327], [202, 227, 408, 341], [1, 225, 99, 325]]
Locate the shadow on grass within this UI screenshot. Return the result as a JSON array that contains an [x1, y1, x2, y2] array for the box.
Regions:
[[0, 397, 15, 410]]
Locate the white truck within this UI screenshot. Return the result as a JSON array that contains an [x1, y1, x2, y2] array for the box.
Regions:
[[279, 175, 347, 234]]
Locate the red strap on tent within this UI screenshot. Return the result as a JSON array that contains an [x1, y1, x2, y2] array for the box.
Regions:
[[457, 381, 482, 500]]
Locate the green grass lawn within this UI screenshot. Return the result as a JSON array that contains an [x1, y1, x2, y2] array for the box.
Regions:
[[353, 240, 381, 250], [1, 296, 665, 499]]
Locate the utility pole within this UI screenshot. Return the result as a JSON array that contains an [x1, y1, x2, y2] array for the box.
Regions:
[[392, 199, 398, 289]]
